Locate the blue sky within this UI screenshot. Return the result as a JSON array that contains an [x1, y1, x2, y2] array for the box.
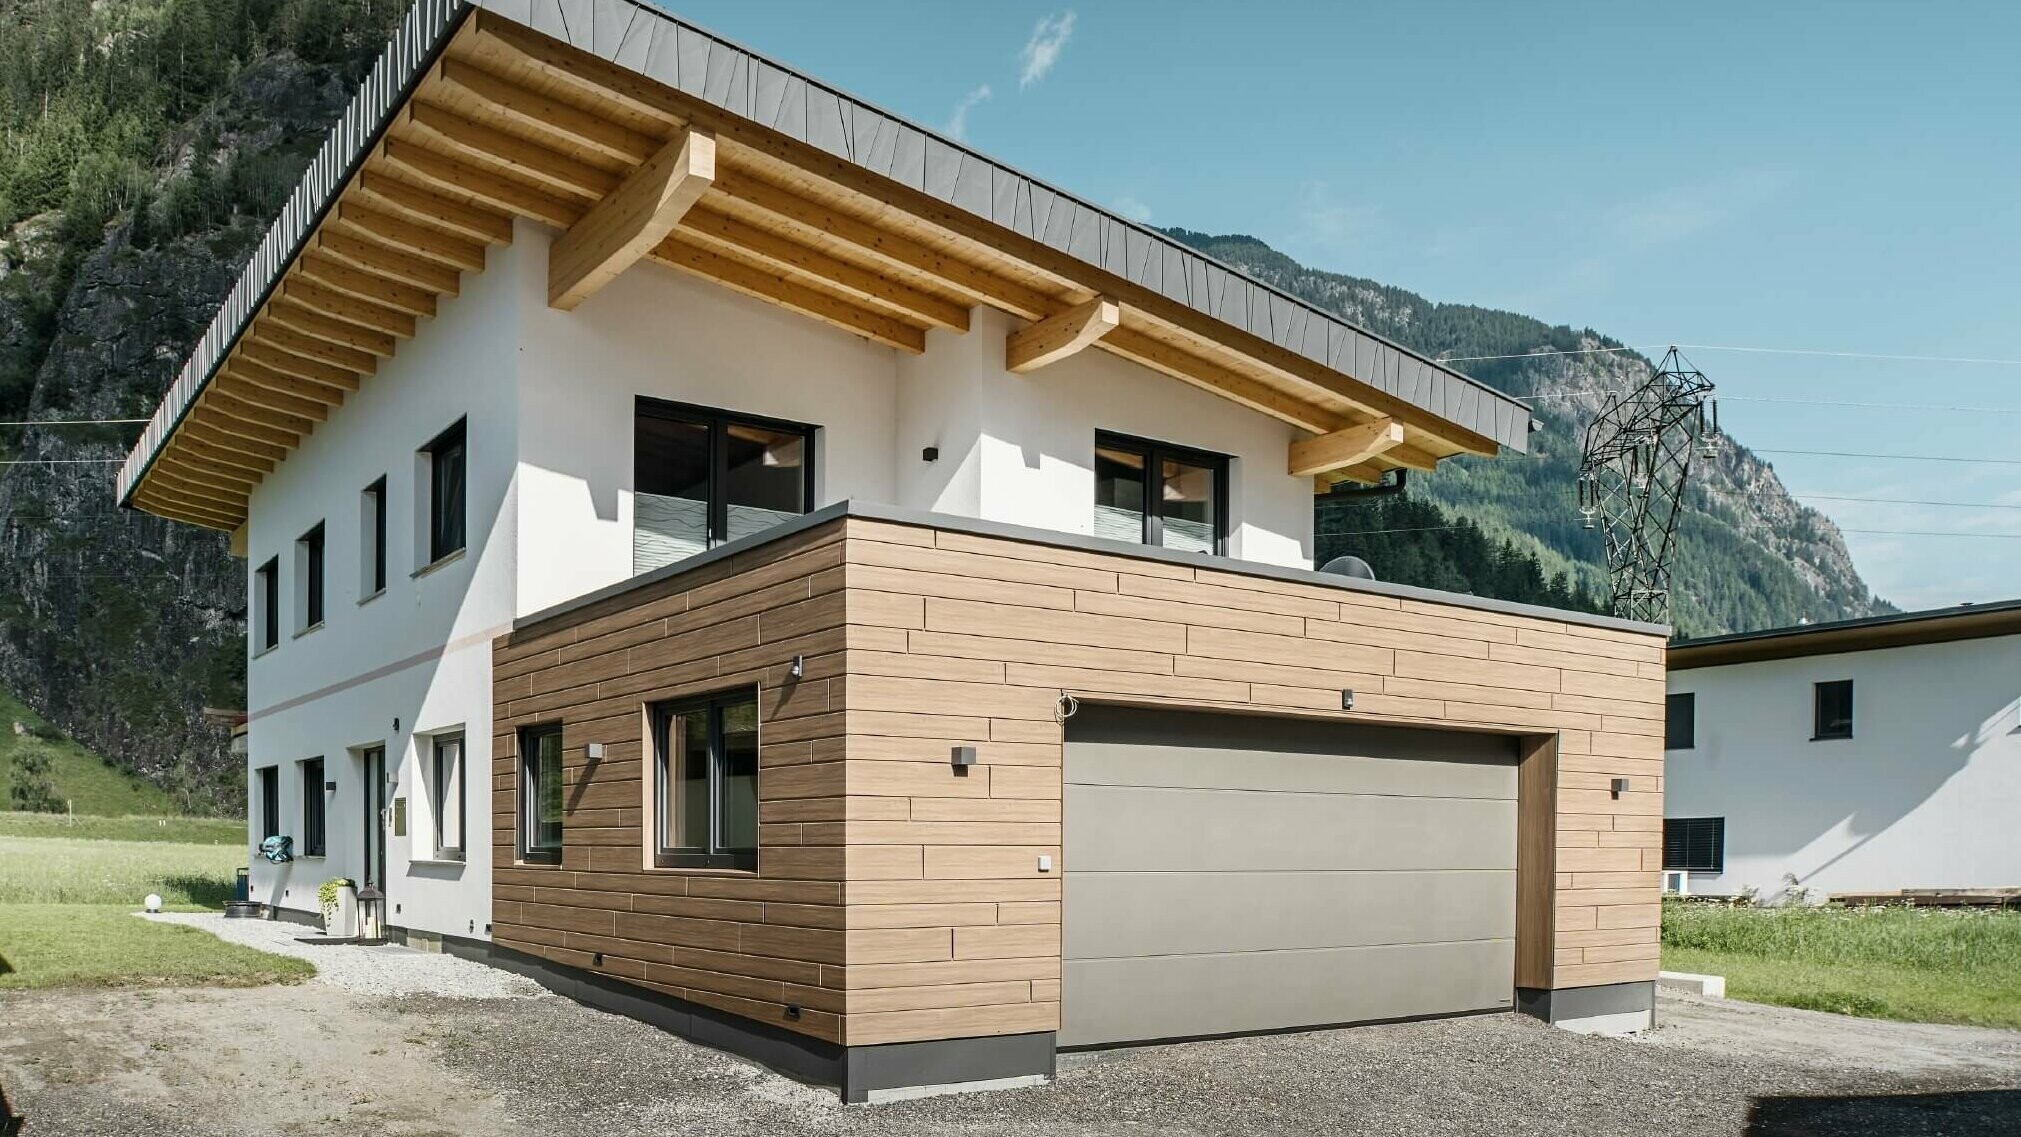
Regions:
[[657, 1, 2021, 611]]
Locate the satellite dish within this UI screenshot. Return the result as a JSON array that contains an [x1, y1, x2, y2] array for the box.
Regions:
[[1319, 555, 1377, 580]]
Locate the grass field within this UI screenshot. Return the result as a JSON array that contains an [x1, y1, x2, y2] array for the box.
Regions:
[[0, 811, 243, 844], [1663, 901, 2021, 1029], [0, 690, 184, 816], [0, 904, 311, 990], [0, 833, 243, 907]]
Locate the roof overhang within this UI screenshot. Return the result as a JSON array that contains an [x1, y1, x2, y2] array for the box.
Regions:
[[1668, 598, 2021, 670], [116, 0, 1533, 531]]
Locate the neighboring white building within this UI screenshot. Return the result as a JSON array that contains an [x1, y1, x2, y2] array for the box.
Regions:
[[1663, 600, 2021, 902]]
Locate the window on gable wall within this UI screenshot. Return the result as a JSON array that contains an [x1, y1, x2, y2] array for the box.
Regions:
[[633, 397, 814, 574], [297, 523, 325, 631], [432, 734, 465, 860], [1813, 679, 1854, 741], [1093, 431, 1229, 555], [1665, 692, 1695, 750], [361, 477, 387, 596]]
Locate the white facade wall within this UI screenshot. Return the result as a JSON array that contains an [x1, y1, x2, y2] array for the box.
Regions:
[[1665, 634, 2021, 901], [238, 220, 1332, 935]]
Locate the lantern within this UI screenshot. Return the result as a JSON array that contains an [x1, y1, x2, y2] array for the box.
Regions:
[[356, 885, 387, 943]]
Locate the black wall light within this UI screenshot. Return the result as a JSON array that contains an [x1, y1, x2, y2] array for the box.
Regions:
[[921, 446, 940, 462], [951, 745, 976, 773], [1611, 777, 1630, 799], [1340, 689, 1355, 711]]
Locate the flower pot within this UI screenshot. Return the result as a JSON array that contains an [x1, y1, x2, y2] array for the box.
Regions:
[[323, 883, 360, 938]]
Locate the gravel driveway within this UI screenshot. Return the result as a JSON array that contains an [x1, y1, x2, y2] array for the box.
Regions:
[[4, 930, 2019, 1136]]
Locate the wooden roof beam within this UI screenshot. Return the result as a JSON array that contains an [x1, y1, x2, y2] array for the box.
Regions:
[[236, 341, 362, 395], [1008, 297, 1119, 373], [551, 128, 715, 310], [314, 230, 462, 295], [278, 278, 417, 340], [150, 461, 254, 500], [136, 485, 242, 529], [249, 321, 375, 378], [435, 58, 658, 165], [332, 201, 487, 272], [197, 398, 301, 448], [353, 171, 514, 244], [298, 251, 439, 317], [405, 103, 614, 201], [1288, 417, 1404, 477], [677, 206, 967, 331], [267, 298, 399, 358], [380, 140, 582, 228], [648, 234, 925, 353], [1101, 328, 1341, 435], [222, 361, 345, 411]]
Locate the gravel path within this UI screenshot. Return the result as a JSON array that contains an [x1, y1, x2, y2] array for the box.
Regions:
[[142, 911, 546, 999]]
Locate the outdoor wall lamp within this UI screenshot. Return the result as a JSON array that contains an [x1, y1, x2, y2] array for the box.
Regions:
[[951, 745, 976, 773], [788, 654, 805, 680], [1340, 689, 1355, 711], [1612, 777, 1631, 799]]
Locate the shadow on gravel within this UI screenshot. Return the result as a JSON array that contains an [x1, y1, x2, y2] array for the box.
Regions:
[[1748, 1089, 2021, 1136]]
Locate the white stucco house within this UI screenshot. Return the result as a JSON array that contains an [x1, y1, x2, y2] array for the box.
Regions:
[[1663, 599, 2021, 902], [112, 0, 1672, 1100]]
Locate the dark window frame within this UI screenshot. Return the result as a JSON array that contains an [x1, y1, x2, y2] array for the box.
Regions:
[[432, 733, 467, 861], [1813, 679, 1854, 741], [1663, 816, 1725, 873], [424, 418, 467, 565], [300, 522, 326, 630], [300, 756, 326, 857], [256, 557, 279, 652], [1094, 430, 1232, 555], [1665, 692, 1695, 751], [633, 396, 817, 553], [518, 723, 564, 865], [651, 688, 760, 871], [257, 765, 280, 841], [364, 476, 387, 595]]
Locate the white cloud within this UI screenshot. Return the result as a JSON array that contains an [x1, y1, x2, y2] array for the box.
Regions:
[[947, 84, 992, 142], [1113, 195, 1152, 223], [1293, 180, 1378, 258], [1019, 11, 1077, 89]]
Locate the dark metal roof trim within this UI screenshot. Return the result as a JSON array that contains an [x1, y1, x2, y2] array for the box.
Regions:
[[115, 0, 472, 508], [1668, 597, 2021, 670], [119, 0, 1533, 510], [514, 499, 1669, 639]]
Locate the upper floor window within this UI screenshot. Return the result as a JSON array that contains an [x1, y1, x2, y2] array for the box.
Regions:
[[297, 523, 325, 631], [652, 689, 758, 870], [300, 756, 326, 857], [255, 557, 279, 653], [633, 397, 813, 574], [518, 723, 563, 865], [422, 419, 467, 566], [1094, 431, 1228, 555], [1665, 692, 1695, 750], [361, 476, 387, 596], [1813, 679, 1854, 741]]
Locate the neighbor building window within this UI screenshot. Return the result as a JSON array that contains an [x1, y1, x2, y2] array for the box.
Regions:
[[652, 689, 759, 870], [519, 723, 563, 864], [257, 766, 280, 841], [297, 522, 325, 630], [255, 557, 279, 653], [633, 397, 814, 574], [422, 419, 467, 565], [1813, 679, 1854, 740], [432, 734, 466, 860], [361, 476, 387, 595], [1663, 817, 1725, 873], [300, 756, 326, 857], [1093, 431, 1228, 555], [1665, 692, 1695, 750]]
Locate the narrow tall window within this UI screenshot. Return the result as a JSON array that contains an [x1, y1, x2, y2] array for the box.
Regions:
[[652, 690, 759, 870], [255, 558, 279, 652], [519, 723, 564, 864], [257, 766, 280, 841], [633, 398, 814, 574], [1663, 817, 1724, 873], [300, 757, 326, 857], [1665, 692, 1695, 750], [1094, 431, 1229, 555], [432, 734, 465, 860], [298, 523, 325, 630], [1813, 679, 1854, 741], [362, 477, 387, 595], [424, 419, 467, 565]]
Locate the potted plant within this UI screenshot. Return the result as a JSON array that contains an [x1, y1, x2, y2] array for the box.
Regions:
[[318, 877, 359, 938]]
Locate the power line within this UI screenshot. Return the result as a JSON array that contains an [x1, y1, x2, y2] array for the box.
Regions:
[[1838, 528, 2021, 540], [1438, 347, 1639, 364], [1751, 448, 2021, 466], [1677, 344, 2021, 367]]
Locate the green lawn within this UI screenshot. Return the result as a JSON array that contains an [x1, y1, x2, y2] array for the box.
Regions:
[[1663, 901, 2021, 1030], [0, 904, 311, 990], [0, 689, 182, 816], [0, 833, 243, 907], [0, 811, 243, 844]]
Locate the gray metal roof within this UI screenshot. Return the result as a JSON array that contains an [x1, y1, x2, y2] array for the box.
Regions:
[[1669, 597, 2021, 668], [117, 0, 1531, 507]]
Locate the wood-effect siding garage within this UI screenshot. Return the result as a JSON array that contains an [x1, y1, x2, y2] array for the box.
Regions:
[[493, 511, 1668, 1050]]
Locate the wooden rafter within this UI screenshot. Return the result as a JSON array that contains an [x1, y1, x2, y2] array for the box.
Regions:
[[550, 127, 715, 310], [353, 170, 515, 244], [436, 58, 657, 164], [1288, 418, 1405, 477], [332, 201, 488, 272], [223, 361, 345, 409], [297, 251, 439, 318], [315, 230, 462, 295], [212, 373, 328, 423], [405, 103, 616, 200], [266, 298, 399, 358], [237, 341, 362, 394], [277, 278, 417, 340], [677, 205, 967, 331], [1007, 297, 1119, 374], [648, 234, 926, 353], [249, 321, 376, 378]]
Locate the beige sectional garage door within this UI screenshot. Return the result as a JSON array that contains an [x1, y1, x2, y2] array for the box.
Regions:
[[1062, 705, 1519, 1047]]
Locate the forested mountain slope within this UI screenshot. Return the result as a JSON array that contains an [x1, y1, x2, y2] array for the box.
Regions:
[[0, 1, 1884, 812]]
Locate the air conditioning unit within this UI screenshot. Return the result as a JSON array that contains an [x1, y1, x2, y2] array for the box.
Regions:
[[1662, 870, 1690, 896]]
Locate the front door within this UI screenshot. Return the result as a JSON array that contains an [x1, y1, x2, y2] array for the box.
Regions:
[[361, 746, 387, 888]]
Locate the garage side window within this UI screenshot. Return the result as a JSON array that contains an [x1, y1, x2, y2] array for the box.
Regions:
[[1094, 431, 1228, 555], [1665, 692, 1695, 750], [1663, 816, 1724, 873], [652, 689, 758, 870], [1813, 680, 1853, 741], [519, 723, 563, 864]]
